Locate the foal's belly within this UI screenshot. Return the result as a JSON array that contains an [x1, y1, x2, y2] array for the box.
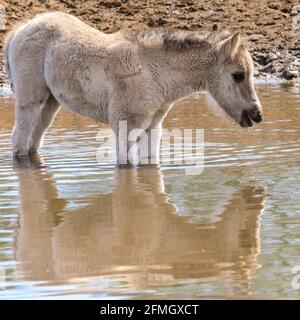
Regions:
[[47, 75, 110, 124], [56, 93, 109, 124], [45, 50, 110, 124]]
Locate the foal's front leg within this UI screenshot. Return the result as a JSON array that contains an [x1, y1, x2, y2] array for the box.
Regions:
[[143, 105, 172, 166], [112, 114, 153, 167], [144, 123, 162, 166]]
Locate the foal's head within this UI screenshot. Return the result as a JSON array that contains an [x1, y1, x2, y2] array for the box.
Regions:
[[207, 33, 263, 127]]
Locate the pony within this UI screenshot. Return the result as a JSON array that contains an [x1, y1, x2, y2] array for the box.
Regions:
[[4, 12, 263, 164]]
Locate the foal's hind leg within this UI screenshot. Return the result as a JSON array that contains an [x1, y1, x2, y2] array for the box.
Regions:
[[12, 93, 60, 156], [29, 94, 60, 151]]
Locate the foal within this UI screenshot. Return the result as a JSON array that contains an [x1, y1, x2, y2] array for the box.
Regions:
[[4, 12, 263, 164]]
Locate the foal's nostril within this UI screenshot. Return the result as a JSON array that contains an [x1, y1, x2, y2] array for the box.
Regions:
[[249, 106, 263, 123], [255, 112, 263, 123]]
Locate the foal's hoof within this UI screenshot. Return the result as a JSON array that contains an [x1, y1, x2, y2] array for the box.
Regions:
[[13, 146, 38, 158], [117, 163, 135, 169], [137, 163, 160, 168], [12, 153, 43, 169]]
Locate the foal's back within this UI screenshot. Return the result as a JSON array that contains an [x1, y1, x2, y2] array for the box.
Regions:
[[9, 11, 108, 51]]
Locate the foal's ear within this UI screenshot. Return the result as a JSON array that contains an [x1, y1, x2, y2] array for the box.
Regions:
[[104, 44, 142, 79], [218, 33, 241, 61]]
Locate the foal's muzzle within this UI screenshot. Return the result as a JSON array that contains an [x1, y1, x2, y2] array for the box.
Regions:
[[240, 105, 264, 127]]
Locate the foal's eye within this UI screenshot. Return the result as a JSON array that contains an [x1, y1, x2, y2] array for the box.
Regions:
[[232, 72, 245, 83]]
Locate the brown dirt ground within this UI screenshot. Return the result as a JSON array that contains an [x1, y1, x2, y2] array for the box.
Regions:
[[0, 0, 300, 85]]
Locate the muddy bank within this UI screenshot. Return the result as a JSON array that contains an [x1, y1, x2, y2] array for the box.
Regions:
[[253, 48, 300, 81], [0, 0, 299, 90]]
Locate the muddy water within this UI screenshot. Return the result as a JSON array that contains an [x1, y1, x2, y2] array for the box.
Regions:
[[0, 84, 300, 299]]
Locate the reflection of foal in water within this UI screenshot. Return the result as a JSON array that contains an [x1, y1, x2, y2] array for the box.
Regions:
[[5, 12, 263, 164], [14, 156, 265, 292]]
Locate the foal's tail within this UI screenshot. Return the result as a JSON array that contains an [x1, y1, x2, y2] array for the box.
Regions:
[[3, 30, 15, 92]]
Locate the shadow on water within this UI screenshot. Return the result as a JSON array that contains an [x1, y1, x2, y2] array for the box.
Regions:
[[13, 155, 265, 298]]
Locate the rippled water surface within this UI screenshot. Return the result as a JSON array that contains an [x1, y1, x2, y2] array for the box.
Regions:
[[0, 84, 300, 299]]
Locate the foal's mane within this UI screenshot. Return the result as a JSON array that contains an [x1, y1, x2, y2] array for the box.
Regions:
[[126, 27, 232, 50]]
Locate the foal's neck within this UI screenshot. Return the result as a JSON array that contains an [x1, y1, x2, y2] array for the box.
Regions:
[[143, 46, 213, 103]]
